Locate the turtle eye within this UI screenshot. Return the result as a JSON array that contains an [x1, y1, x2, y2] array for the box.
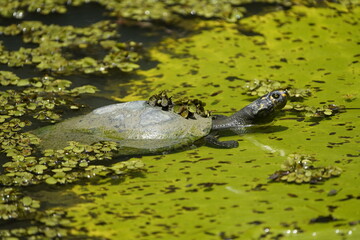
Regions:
[[272, 92, 280, 99]]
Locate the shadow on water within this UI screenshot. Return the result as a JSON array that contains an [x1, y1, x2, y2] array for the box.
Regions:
[[25, 184, 92, 209]]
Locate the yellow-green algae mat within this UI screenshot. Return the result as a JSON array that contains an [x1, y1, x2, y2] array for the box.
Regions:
[[68, 6, 358, 239]]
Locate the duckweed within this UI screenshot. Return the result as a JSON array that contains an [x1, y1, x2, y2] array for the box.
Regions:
[[241, 78, 312, 99], [0, 71, 145, 188], [3, 0, 357, 24], [148, 90, 211, 119], [269, 153, 342, 184], [242, 79, 283, 96], [147, 91, 173, 111], [0, 0, 293, 22], [0, 135, 144, 238], [284, 103, 346, 119], [1, 140, 144, 186], [0, 1, 357, 239], [173, 98, 211, 119], [0, 21, 141, 74], [0, 73, 98, 123], [0, 188, 40, 220], [0, 187, 88, 239]]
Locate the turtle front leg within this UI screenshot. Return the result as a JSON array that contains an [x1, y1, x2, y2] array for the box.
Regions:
[[204, 132, 239, 149]]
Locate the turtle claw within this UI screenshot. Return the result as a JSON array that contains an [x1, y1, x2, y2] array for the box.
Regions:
[[205, 134, 239, 149], [221, 140, 239, 148]]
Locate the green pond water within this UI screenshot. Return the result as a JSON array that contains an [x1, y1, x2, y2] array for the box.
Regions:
[[0, 2, 359, 240]]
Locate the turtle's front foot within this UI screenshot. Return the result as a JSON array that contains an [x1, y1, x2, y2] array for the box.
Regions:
[[217, 140, 239, 148], [220, 140, 239, 148], [205, 134, 239, 149]]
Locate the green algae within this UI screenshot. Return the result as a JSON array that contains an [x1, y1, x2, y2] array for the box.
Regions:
[[115, 7, 359, 110], [0, 2, 359, 240], [0, 72, 144, 238], [65, 5, 359, 240]]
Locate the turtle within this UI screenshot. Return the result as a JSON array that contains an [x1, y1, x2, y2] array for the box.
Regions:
[[32, 90, 288, 155]]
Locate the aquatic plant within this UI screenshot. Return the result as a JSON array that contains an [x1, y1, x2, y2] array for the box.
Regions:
[[285, 103, 346, 119], [0, 133, 144, 186], [0, 0, 358, 239], [0, 21, 141, 74], [241, 78, 312, 99], [0, 73, 96, 122], [0, 187, 96, 239], [147, 90, 211, 119], [1, 0, 358, 23], [269, 153, 342, 183]]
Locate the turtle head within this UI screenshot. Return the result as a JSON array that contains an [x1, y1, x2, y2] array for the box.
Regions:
[[236, 90, 288, 125], [262, 90, 288, 111]]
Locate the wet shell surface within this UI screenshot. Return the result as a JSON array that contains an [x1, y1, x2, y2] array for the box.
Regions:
[[33, 101, 212, 155]]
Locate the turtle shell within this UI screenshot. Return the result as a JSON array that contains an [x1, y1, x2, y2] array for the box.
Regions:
[[33, 101, 212, 155]]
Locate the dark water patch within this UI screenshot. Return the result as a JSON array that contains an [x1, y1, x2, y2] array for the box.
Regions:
[[0, 3, 109, 52], [338, 194, 357, 202], [0, 16, 21, 26], [327, 205, 338, 211], [310, 214, 339, 224], [64, 71, 147, 101], [270, 65, 282, 69], [346, 154, 359, 157], [248, 220, 264, 225], [26, 183, 91, 209], [225, 76, 245, 82], [75, 95, 119, 109], [0, 65, 40, 79], [0, 35, 38, 51], [313, 80, 326, 83], [23, 2, 108, 27], [62, 43, 108, 61], [65, 71, 139, 91], [237, 27, 263, 37], [118, 22, 171, 46]]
